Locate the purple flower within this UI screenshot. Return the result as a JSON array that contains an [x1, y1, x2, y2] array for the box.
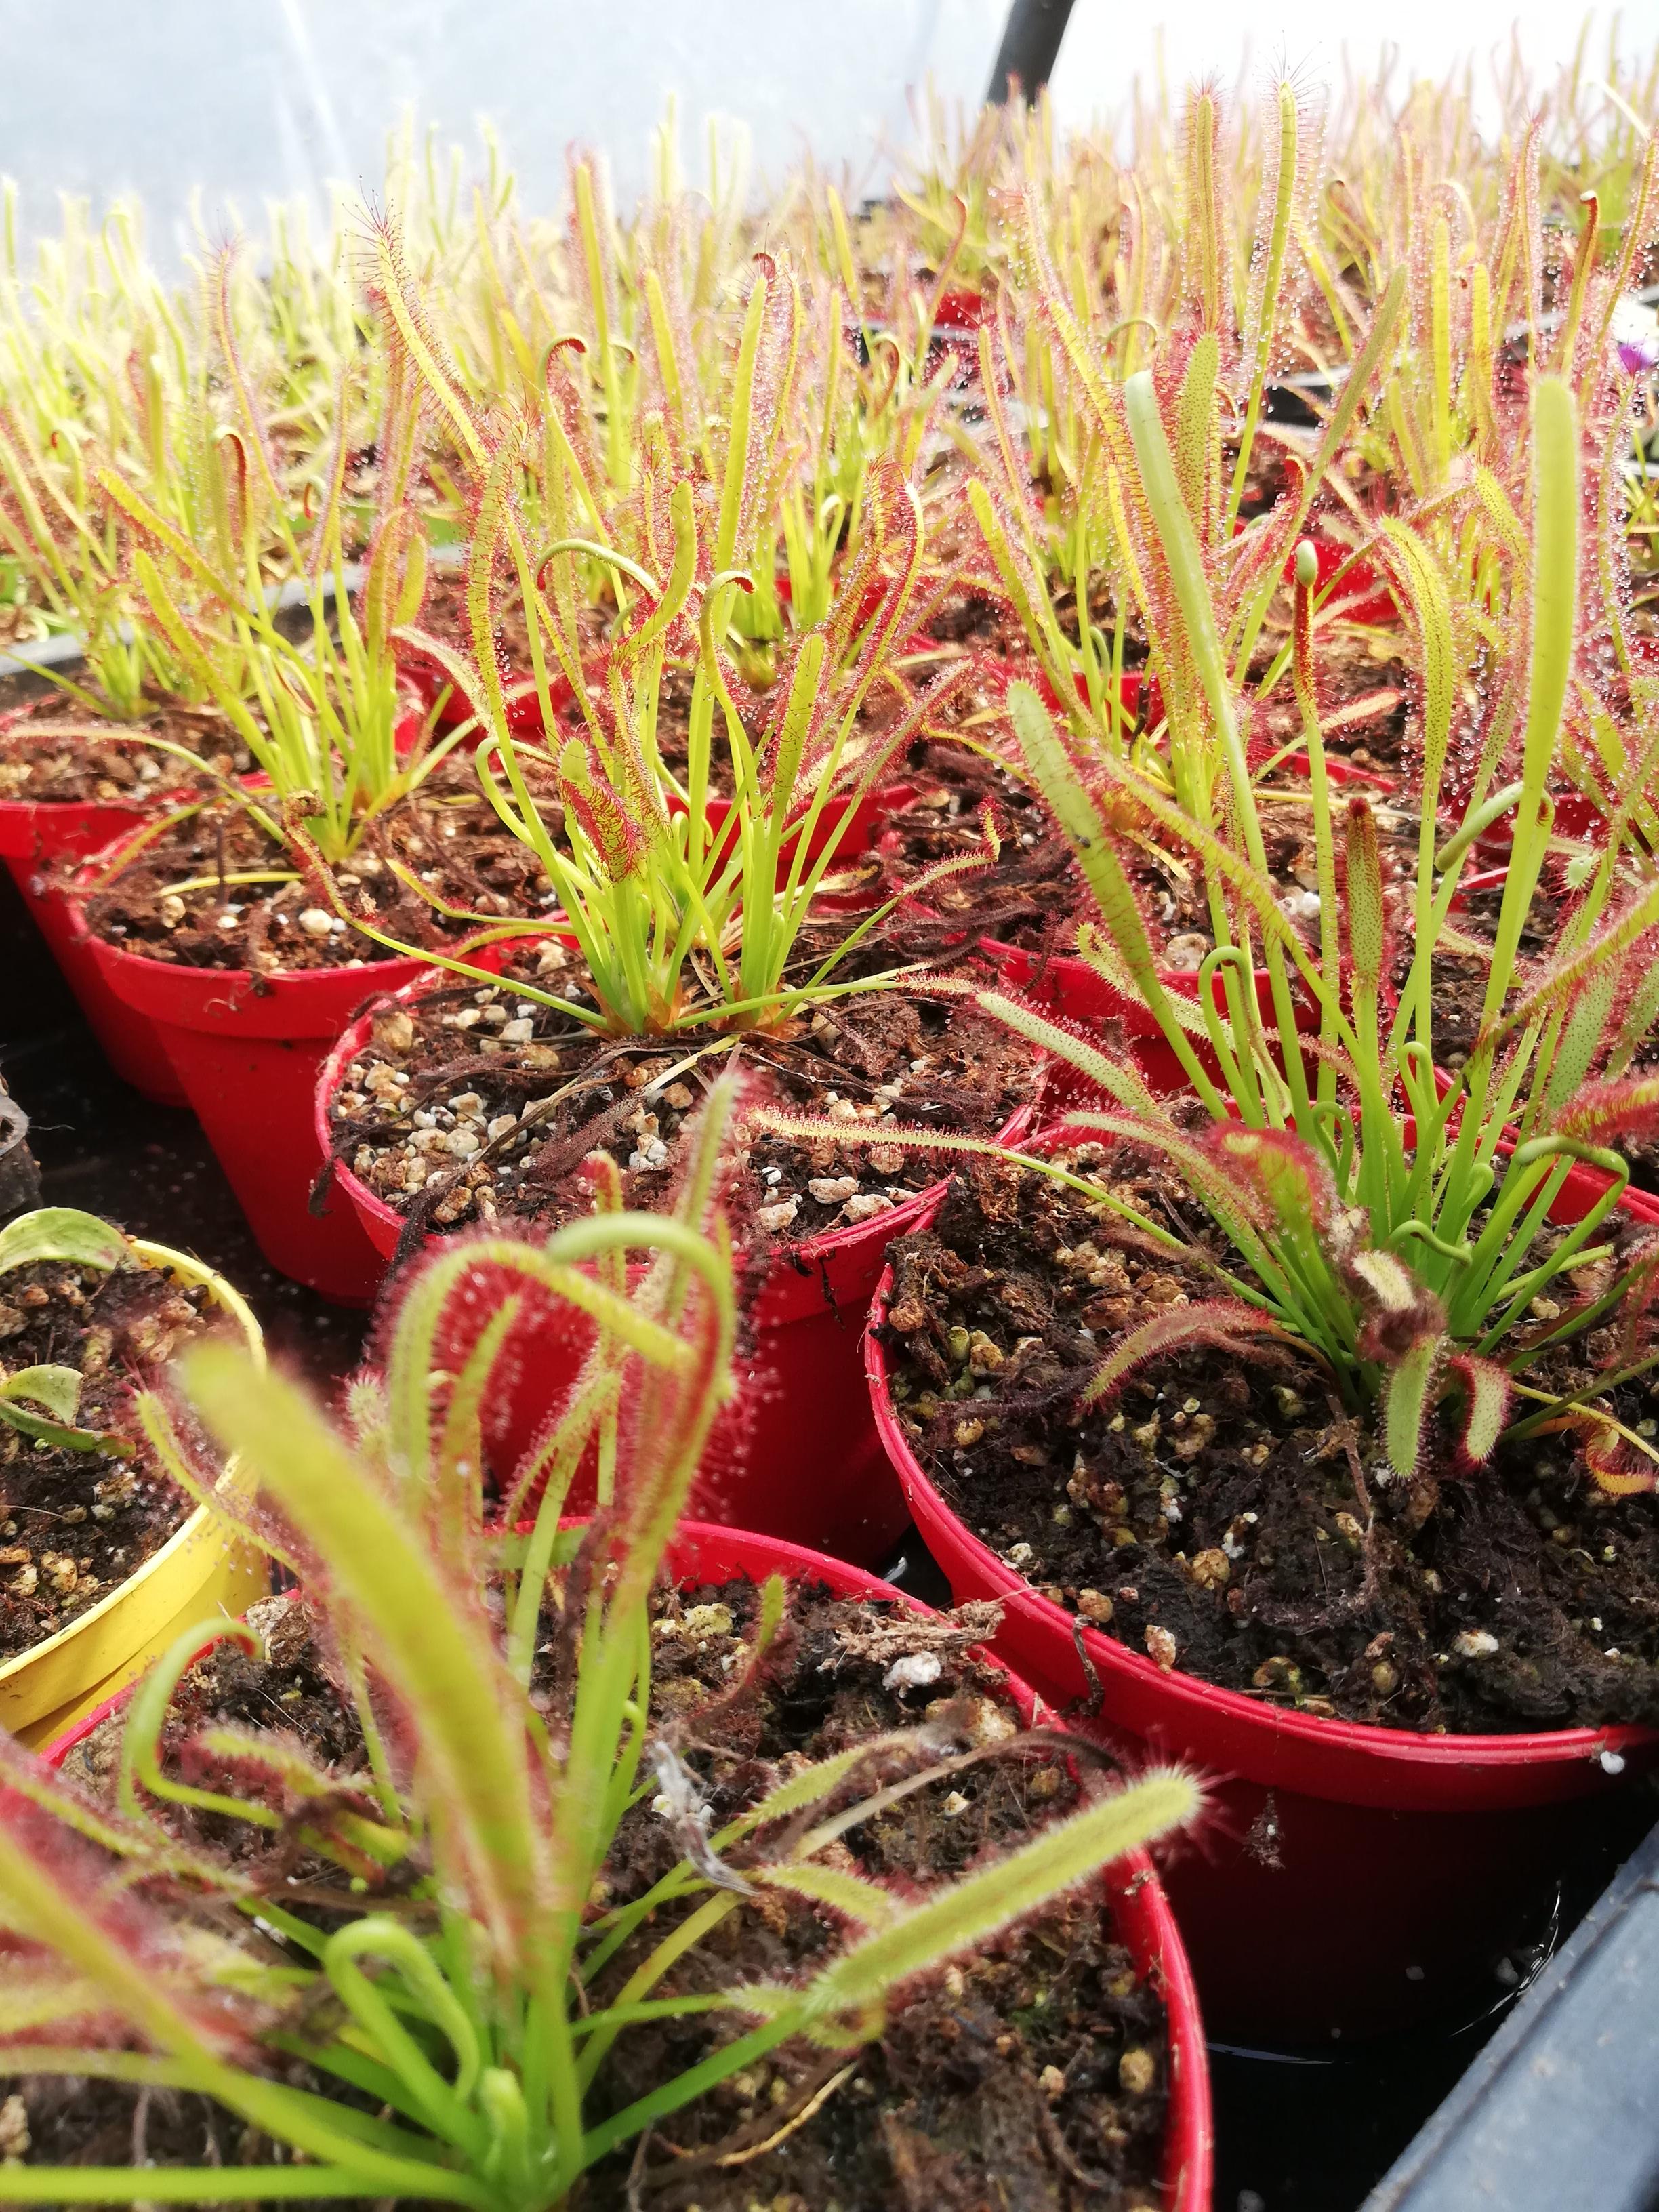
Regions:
[[1611, 298, 1659, 376]]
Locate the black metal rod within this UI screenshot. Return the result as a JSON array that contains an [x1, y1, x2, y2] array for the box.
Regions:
[[985, 0, 1077, 104]]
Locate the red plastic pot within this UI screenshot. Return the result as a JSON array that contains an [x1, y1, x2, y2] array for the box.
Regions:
[[402, 659, 562, 739], [926, 293, 989, 384], [316, 967, 1036, 1561], [987, 939, 1322, 1105], [1289, 535, 1399, 626], [1269, 748, 1399, 796], [77, 916, 469, 1303], [1460, 785, 1624, 865], [775, 577, 951, 644], [0, 798, 186, 1103], [1028, 661, 1163, 734], [41, 1517, 1211, 2209], [932, 287, 989, 331], [864, 1138, 1657, 2043], [1448, 863, 1512, 914], [1458, 642, 1659, 861]]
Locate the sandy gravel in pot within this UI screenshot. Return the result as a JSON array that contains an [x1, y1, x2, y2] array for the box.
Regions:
[[327, 939, 1037, 1252]]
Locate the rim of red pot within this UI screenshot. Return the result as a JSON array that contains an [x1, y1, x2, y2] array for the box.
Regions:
[[0, 791, 153, 823], [0, 767, 201, 855], [403, 661, 562, 730], [0, 795, 155, 874], [862, 1127, 1657, 1778], [1271, 748, 1399, 794], [314, 946, 1042, 1275], [67, 872, 434, 1001], [980, 939, 1327, 1042]]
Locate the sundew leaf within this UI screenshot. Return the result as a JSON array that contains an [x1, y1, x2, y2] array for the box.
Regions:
[[1204, 1127, 1337, 1240], [1377, 519, 1455, 808], [0, 1969, 112, 2038], [0, 1708, 246, 1894], [754, 1862, 904, 1931], [1080, 1300, 1302, 1408], [1008, 682, 1231, 1112], [1550, 1076, 1659, 1149], [1382, 1332, 1446, 1480], [974, 986, 1172, 1122], [0, 1808, 233, 2066], [180, 1342, 556, 1965], [711, 1728, 948, 1849], [1519, 376, 1580, 799], [783, 1769, 1200, 2020], [1446, 1353, 1513, 1469]]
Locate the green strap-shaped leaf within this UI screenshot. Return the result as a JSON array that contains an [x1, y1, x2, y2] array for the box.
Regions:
[[0, 1208, 131, 1276], [0, 1364, 83, 1422], [1377, 519, 1455, 811], [754, 1862, 903, 1931], [180, 1342, 551, 1967], [1520, 375, 1580, 798], [711, 1727, 947, 1849], [789, 1768, 1200, 2019], [1008, 681, 1231, 1115]]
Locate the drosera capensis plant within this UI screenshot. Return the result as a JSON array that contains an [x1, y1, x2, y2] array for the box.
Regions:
[[967, 95, 1413, 815], [328, 222, 1002, 1040], [0, 186, 199, 675], [83, 248, 481, 883], [0, 1078, 1200, 2207], [0, 226, 365, 733], [964, 83, 1659, 848], [762, 363, 1659, 1494], [0, 348, 255, 730]]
